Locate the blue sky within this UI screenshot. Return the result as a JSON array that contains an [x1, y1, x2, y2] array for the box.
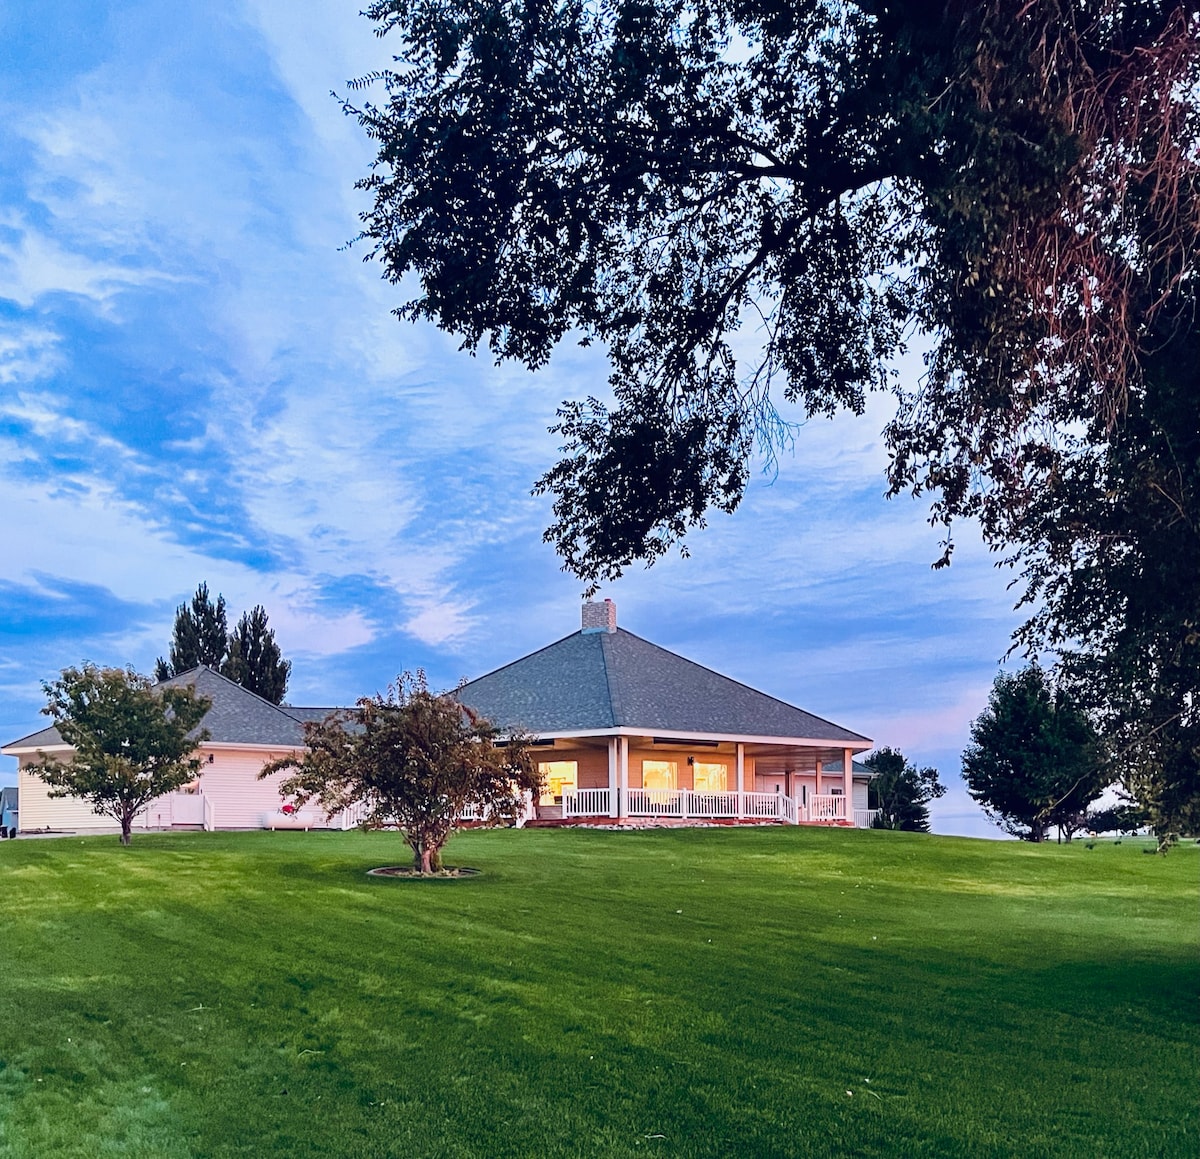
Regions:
[[0, 1, 1029, 837]]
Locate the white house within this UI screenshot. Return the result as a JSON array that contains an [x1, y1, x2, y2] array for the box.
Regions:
[[2, 601, 879, 833]]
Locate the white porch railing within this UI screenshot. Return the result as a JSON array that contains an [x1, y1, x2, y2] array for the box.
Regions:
[[688, 791, 741, 818], [740, 791, 786, 820], [621, 789, 802, 823], [337, 800, 372, 830], [562, 788, 615, 818], [809, 794, 848, 822], [626, 787, 684, 817], [551, 787, 872, 826]]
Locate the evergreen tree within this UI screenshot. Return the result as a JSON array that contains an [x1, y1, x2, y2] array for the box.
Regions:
[[864, 748, 946, 833], [222, 605, 291, 705], [963, 667, 1107, 841], [156, 582, 228, 678]]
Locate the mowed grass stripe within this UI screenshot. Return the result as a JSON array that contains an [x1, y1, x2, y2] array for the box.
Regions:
[[0, 828, 1194, 1157]]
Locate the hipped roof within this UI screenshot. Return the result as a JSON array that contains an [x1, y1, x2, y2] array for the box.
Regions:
[[2, 667, 334, 752], [457, 628, 870, 744]]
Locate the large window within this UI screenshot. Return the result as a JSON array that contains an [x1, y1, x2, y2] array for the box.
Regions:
[[538, 760, 577, 804], [642, 760, 678, 791], [693, 762, 728, 793]]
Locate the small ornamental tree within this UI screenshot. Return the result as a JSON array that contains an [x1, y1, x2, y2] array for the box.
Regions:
[[963, 666, 1107, 841], [261, 672, 540, 874], [864, 748, 946, 833], [34, 665, 212, 845]]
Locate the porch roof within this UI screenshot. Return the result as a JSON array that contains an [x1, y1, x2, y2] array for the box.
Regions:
[[457, 627, 870, 747]]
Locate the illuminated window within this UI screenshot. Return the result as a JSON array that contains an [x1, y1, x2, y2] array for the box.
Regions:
[[693, 762, 728, 793], [538, 760, 577, 804], [642, 760, 678, 791]]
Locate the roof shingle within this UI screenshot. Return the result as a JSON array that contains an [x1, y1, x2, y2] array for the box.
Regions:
[[458, 628, 869, 743]]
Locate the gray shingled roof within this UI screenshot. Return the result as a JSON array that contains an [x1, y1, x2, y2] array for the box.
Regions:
[[2, 667, 313, 750], [457, 628, 870, 742]]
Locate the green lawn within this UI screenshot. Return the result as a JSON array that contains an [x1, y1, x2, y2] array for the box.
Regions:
[[0, 828, 1194, 1158]]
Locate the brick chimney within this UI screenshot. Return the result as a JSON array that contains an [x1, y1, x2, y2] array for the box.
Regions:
[[581, 598, 617, 634]]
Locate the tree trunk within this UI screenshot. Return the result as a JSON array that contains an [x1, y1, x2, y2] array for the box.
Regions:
[[120, 813, 133, 846]]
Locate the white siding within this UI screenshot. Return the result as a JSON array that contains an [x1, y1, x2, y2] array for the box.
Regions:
[[16, 746, 318, 833], [18, 763, 113, 832], [197, 748, 308, 829], [853, 779, 870, 811]]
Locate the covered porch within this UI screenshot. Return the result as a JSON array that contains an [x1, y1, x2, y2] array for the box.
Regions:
[[533, 732, 878, 828]]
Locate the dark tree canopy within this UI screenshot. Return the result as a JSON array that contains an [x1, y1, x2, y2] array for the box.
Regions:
[[346, 0, 1198, 823], [864, 747, 946, 833], [155, 582, 228, 681], [224, 605, 291, 705], [963, 666, 1108, 841], [34, 665, 211, 845], [156, 584, 291, 705], [261, 672, 539, 874], [348, 0, 1197, 570]]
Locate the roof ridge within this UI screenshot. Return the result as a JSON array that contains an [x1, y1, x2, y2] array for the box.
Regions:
[[161, 665, 306, 725], [598, 632, 621, 727], [612, 628, 871, 743]]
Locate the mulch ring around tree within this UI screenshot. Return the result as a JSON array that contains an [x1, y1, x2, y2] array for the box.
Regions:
[[366, 866, 481, 881]]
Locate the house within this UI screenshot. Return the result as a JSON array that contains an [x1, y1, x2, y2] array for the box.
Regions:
[[0, 786, 17, 836], [457, 600, 877, 826], [0, 667, 340, 835], [0, 601, 879, 833]]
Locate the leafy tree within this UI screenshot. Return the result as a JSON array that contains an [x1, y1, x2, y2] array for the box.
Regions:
[[261, 672, 540, 874], [345, 1, 1198, 821], [223, 605, 291, 705], [1086, 801, 1149, 837], [33, 665, 211, 845], [963, 667, 1108, 842], [155, 582, 228, 680], [1014, 288, 1200, 846], [864, 748, 945, 833]]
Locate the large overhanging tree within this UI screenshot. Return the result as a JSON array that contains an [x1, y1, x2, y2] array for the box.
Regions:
[[345, 0, 1199, 825]]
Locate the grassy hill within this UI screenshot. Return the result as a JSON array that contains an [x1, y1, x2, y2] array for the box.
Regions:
[[0, 827, 1194, 1157]]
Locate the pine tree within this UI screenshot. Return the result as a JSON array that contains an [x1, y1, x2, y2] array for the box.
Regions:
[[222, 605, 291, 705], [155, 583, 228, 678]]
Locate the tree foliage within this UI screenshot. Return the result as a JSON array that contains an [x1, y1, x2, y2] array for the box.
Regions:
[[224, 606, 292, 705], [155, 582, 228, 681], [863, 747, 946, 833], [1014, 287, 1200, 843], [261, 672, 539, 873], [963, 666, 1108, 841], [156, 584, 291, 704], [33, 665, 211, 845], [1085, 800, 1149, 836], [345, 0, 1199, 821]]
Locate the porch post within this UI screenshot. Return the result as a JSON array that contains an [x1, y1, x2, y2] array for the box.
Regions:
[[736, 743, 745, 817], [608, 737, 618, 818], [844, 746, 853, 822], [618, 736, 630, 818]]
